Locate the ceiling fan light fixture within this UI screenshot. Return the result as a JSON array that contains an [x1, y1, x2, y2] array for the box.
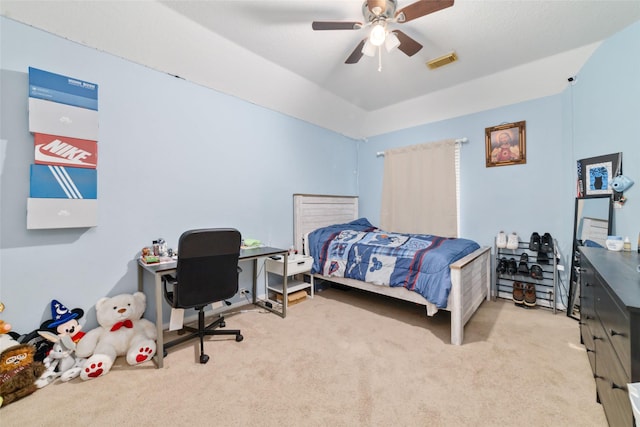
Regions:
[[369, 22, 386, 46], [362, 39, 377, 57], [384, 31, 400, 52]]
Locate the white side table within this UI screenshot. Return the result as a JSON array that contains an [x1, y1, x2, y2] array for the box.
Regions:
[[265, 255, 314, 306]]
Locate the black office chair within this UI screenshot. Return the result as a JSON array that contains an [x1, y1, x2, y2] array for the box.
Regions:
[[161, 228, 243, 364]]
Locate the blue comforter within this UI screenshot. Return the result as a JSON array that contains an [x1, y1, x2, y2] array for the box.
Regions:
[[308, 218, 480, 308]]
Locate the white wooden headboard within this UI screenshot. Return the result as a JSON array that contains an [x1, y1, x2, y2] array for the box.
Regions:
[[293, 194, 358, 255]]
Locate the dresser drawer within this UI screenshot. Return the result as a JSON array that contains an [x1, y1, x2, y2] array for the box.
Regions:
[[596, 282, 631, 377], [581, 323, 596, 373], [580, 262, 598, 372], [594, 326, 634, 426], [579, 261, 596, 324]]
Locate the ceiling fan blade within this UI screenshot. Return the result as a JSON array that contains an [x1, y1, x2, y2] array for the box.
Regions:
[[395, 0, 454, 23], [312, 21, 363, 30], [345, 39, 367, 64], [367, 0, 387, 16], [392, 30, 423, 57]]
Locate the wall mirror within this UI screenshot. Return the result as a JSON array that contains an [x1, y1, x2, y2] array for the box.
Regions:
[[567, 195, 613, 319]]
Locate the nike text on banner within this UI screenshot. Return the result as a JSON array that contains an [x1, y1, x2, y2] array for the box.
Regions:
[[34, 133, 98, 169]]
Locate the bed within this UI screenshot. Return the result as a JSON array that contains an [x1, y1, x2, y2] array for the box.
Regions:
[[293, 194, 491, 345]]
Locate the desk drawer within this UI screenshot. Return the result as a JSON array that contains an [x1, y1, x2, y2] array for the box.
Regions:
[[266, 256, 313, 276]]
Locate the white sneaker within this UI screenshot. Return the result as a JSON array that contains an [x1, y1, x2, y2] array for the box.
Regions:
[[496, 231, 507, 248], [506, 232, 519, 250]]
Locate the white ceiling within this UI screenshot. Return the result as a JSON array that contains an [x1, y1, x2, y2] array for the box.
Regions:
[[2, 1, 639, 139]]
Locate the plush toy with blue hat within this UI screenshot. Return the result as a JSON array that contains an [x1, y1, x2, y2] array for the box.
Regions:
[[40, 300, 86, 344]]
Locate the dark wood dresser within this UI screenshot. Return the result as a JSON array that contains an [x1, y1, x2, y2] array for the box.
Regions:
[[579, 247, 640, 426]]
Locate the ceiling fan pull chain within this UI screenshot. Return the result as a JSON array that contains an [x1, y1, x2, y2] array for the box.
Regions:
[[378, 46, 382, 72]]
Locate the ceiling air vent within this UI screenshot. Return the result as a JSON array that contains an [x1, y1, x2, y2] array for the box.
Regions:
[[426, 52, 458, 70]]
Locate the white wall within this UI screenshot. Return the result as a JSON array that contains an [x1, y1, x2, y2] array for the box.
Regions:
[[0, 18, 357, 332]]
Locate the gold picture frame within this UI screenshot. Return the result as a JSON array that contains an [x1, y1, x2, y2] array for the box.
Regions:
[[485, 121, 526, 167]]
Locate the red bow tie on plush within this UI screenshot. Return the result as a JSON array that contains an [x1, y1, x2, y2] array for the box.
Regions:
[[110, 320, 134, 331]]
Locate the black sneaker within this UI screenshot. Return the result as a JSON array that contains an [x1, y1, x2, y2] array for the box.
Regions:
[[541, 233, 554, 253], [496, 257, 507, 274], [517, 253, 529, 275], [537, 251, 549, 265], [529, 232, 541, 251], [507, 258, 518, 275], [530, 264, 544, 280]]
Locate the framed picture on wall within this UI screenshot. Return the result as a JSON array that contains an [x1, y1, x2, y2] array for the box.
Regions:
[[577, 152, 622, 198], [485, 121, 526, 167]]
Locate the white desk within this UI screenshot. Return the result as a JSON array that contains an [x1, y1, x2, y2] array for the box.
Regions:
[[137, 246, 289, 368]]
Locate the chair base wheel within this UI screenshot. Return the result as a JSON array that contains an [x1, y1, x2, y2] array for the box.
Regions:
[[200, 354, 209, 364], [236, 334, 243, 342], [219, 320, 226, 328]]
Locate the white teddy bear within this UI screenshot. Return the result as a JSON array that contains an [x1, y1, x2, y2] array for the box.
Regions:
[[76, 292, 156, 380]]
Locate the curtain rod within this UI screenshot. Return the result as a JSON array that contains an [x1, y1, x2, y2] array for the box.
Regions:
[[376, 137, 468, 157]]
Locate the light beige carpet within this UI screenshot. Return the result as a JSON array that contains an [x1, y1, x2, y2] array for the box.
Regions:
[[0, 287, 607, 426]]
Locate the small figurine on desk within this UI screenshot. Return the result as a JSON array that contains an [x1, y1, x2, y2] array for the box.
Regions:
[[157, 238, 167, 257]]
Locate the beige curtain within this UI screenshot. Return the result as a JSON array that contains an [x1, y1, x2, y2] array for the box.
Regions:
[[380, 139, 458, 237]]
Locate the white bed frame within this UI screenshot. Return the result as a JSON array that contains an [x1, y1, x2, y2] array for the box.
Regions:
[[293, 194, 491, 345]]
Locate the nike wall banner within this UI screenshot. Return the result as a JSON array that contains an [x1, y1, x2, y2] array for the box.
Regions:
[[30, 164, 97, 199], [34, 133, 98, 169], [27, 67, 99, 228], [28, 67, 98, 111]]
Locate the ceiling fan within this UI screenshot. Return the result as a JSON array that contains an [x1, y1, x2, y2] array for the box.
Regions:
[[312, 0, 454, 64]]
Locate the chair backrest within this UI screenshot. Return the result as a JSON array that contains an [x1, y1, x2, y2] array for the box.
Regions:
[[173, 228, 241, 308]]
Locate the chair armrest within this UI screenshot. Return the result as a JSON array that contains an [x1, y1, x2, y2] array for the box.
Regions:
[[162, 274, 177, 285], [161, 274, 177, 305]]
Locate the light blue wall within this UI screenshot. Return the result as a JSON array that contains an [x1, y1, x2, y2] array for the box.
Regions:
[[0, 18, 357, 332], [2, 17, 638, 332], [358, 95, 569, 257], [358, 19, 640, 305], [570, 20, 640, 241]]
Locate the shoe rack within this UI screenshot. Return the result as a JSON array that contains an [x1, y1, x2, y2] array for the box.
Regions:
[[493, 238, 558, 313]]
